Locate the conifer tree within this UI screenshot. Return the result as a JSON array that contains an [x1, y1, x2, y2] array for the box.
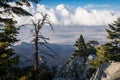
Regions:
[[0, 19, 19, 79], [73, 35, 87, 57], [90, 45, 107, 69], [0, 0, 40, 79], [105, 18, 120, 61], [90, 18, 120, 69]]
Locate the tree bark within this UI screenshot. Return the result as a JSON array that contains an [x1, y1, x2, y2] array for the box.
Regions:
[[34, 32, 39, 70]]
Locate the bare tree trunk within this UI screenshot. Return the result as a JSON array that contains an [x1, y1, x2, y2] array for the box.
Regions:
[[90, 67, 100, 80], [34, 32, 39, 70]]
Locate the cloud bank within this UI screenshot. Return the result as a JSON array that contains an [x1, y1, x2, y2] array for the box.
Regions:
[[7, 3, 120, 44], [14, 3, 120, 26]]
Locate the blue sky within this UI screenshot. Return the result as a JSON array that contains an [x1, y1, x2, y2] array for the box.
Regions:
[[40, 0, 120, 10]]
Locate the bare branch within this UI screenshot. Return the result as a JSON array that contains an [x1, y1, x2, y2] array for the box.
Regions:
[[44, 21, 54, 31], [39, 49, 55, 58], [31, 19, 36, 27], [38, 35, 50, 40], [42, 43, 58, 56], [24, 12, 54, 70], [19, 54, 33, 65], [18, 23, 32, 28], [36, 19, 42, 26]]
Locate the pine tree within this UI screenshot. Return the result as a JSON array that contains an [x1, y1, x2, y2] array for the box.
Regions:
[[0, 0, 40, 79], [0, 19, 19, 79], [73, 35, 87, 57], [89, 45, 107, 69], [105, 18, 120, 61]]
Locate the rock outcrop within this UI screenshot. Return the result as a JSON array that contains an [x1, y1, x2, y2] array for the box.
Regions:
[[55, 58, 120, 80], [102, 62, 120, 80], [90, 62, 120, 80], [55, 57, 87, 80], [55, 54, 97, 80]]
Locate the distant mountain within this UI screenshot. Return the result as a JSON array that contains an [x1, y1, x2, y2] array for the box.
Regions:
[[13, 42, 75, 67]]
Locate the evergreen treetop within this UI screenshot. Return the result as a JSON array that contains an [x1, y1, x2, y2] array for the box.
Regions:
[[106, 18, 120, 40], [0, 19, 19, 79], [105, 18, 120, 61], [74, 35, 87, 57]]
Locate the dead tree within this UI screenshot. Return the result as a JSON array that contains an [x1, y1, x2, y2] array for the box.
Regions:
[[20, 12, 53, 71], [31, 13, 53, 70]]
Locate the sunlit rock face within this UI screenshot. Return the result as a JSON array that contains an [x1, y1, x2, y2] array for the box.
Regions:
[[102, 62, 120, 80], [54, 53, 120, 80], [89, 62, 120, 80], [55, 57, 87, 80], [56, 57, 86, 80], [55, 54, 97, 80], [53, 49, 120, 80]]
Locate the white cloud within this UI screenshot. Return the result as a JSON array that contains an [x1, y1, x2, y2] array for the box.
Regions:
[[1, 3, 120, 44], [12, 3, 119, 26], [4, 3, 119, 26], [84, 4, 111, 9], [1, 3, 120, 26], [56, 4, 70, 16]]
